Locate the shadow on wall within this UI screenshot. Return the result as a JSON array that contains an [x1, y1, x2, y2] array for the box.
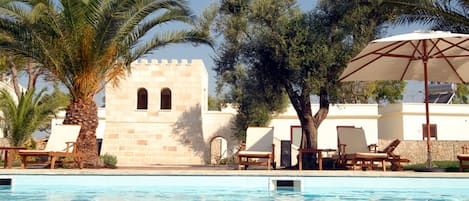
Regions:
[[172, 105, 239, 164], [172, 105, 206, 161]]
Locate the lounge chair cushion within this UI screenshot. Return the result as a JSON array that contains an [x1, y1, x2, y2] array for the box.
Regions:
[[237, 151, 272, 156], [347, 152, 388, 159], [458, 154, 469, 159]]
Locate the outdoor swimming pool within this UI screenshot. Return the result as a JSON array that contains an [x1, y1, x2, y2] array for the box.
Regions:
[[0, 175, 468, 200]]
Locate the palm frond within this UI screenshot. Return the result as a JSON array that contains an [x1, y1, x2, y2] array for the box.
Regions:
[[0, 87, 67, 146], [387, 0, 469, 33], [0, 0, 212, 101]]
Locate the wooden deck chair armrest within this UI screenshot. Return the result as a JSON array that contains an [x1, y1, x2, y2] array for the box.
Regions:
[[234, 142, 246, 156], [65, 141, 77, 153], [368, 144, 378, 152]]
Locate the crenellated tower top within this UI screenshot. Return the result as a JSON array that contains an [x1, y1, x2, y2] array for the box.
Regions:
[[130, 59, 204, 66]]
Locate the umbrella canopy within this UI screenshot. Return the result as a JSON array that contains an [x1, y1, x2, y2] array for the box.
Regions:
[[339, 31, 469, 168]]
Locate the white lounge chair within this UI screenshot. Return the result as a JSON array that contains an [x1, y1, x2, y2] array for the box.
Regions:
[[19, 124, 83, 169], [336, 126, 388, 171], [236, 127, 275, 170]]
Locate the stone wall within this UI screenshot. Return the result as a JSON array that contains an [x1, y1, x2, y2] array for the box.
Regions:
[[102, 121, 206, 166], [379, 139, 468, 164]]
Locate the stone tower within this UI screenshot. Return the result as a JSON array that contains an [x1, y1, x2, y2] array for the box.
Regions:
[[101, 59, 210, 166]]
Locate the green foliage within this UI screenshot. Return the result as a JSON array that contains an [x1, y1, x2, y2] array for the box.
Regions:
[[37, 85, 70, 133], [215, 0, 302, 140], [337, 81, 406, 104], [0, 0, 214, 163], [99, 153, 118, 168], [0, 34, 26, 76], [453, 84, 469, 104], [208, 95, 222, 111], [225, 65, 289, 140], [404, 160, 462, 172], [214, 0, 407, 144], [0, 87, 67, 147], [0, 55, 8, 75], [216, 155, 236, 165]]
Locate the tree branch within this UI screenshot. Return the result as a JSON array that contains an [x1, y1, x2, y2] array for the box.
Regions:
[[7, 54, 21, 98]]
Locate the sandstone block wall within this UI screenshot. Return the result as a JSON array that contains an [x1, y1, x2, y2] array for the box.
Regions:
[[379, 139, 468, 164], [102, 121, 205, 165], [102, 59, 212, 166]]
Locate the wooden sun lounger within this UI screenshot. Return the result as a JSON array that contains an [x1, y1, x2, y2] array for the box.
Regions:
[[378, 139, 410, 171], [236, 127, 276, 170], [336, 126, 388, 171], [18, 124, 83, 169], [237, 143, 275, 170]]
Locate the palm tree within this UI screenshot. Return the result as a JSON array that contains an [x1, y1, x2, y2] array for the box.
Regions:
[[0, 88, 67, 147], [387, 0, 469, 33], [0, 0, 213, 165]]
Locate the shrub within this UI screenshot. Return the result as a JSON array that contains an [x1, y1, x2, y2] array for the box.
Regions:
[[99, 153, 117, 168]]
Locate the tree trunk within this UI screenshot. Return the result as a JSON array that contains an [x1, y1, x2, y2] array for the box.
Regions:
[[7, 55, 21, 98], [63, 97, 99, 167], [26, 59, 40, 90], [298, 88, 329, 169], [300, 88, 329, 149], [300, 116, 316, 149], [299, 115, 318, 169]]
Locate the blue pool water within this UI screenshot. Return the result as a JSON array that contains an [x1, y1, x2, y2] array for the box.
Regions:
[[0, 175, 468, 200]]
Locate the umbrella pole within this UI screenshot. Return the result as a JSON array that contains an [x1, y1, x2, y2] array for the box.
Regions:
[[424, 76, 432, 168], [423, 41, 433, 168]]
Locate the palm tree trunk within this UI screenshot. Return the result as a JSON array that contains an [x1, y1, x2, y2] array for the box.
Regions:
[[63, 97, 99, 166]]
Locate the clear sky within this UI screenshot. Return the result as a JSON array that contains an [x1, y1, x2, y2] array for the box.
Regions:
[[147, 0, 429, 102]]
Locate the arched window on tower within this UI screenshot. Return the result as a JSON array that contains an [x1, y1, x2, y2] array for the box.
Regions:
[[137, 88, 148, 110], [160, 88, 172, 110]]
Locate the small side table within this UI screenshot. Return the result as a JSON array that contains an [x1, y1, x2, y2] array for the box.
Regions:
[[0, 147, 27, 168], [298, 148, 336, 171]]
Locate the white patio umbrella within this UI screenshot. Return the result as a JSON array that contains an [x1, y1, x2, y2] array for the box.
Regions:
[[339, 31, 469, 168]]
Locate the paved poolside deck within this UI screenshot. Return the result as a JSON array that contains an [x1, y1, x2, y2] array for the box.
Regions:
[[1, 165, 469, 178]]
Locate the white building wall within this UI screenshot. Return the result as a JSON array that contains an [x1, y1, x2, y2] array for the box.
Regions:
[[379, 103, 469, 141], [270, 104, 379, 149], [202, 110, 237, 163], [269, 104, 379, 166], [378, 104, 404, 140]]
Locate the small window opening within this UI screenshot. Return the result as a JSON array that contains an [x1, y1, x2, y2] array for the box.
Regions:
[[422, 124, 437, 140], [137, 88, 148, 110], [161, 88, 172, 110]]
